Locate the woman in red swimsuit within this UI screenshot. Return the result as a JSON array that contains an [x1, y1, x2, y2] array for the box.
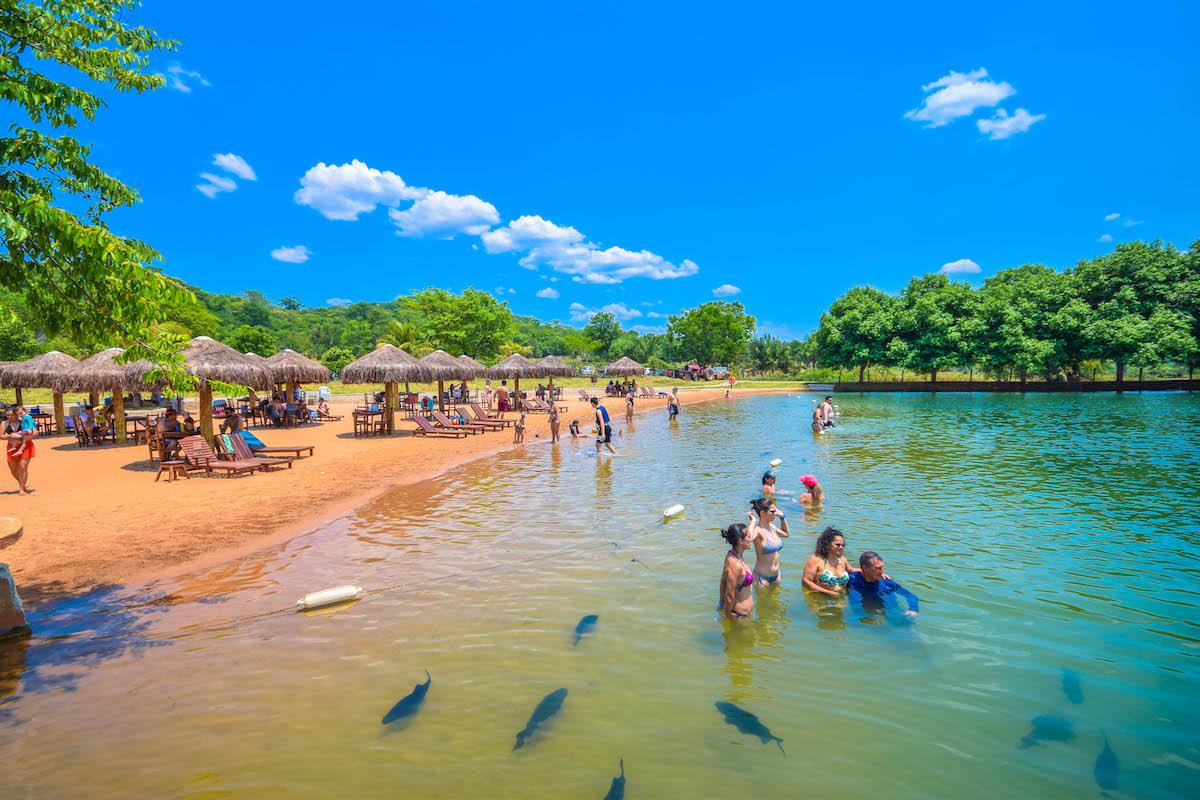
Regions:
[[4, 406, 35, 496]]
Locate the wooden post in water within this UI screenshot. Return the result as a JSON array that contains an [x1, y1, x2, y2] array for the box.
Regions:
[[52, 391, 65, 434], [199, 381, 214, 444], [112, 392, 127, 445]]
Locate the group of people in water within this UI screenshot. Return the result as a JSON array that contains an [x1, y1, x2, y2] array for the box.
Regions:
[[718, 467, 919, 622]]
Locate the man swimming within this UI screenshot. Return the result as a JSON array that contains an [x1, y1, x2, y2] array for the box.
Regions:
[[591, 397, 617, 455], [848, 550, 919, 619]]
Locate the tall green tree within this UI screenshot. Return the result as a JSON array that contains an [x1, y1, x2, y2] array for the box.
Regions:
[[583, 312, 622, 357], [225, 324, 278, 356], [401, 287, 515, 359], [0, 0, 199, 367], [894, 274, 979, 382], [667, 301, 756, 365], [976, 264, 1063, 381], [813, 286, 896, 381]]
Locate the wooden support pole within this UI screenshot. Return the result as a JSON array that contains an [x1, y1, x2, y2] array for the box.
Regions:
[[437, 379, 445, 414], [13, 387, 22, 407], [385, 381, 397, 434], [199, 381, 214, 444], [112, 391, 126, 445], [52, 391, 65, 435]]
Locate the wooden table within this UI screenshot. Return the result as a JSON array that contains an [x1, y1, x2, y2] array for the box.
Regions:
[[31, 413, 56, 435], [353, 409, 386, 437]]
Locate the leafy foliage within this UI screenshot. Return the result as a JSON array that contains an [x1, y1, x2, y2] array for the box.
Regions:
[[667, 301, 757, 365]]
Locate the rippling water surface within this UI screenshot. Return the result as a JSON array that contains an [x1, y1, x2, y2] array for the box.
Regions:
[[2, 392, 1199, 799]]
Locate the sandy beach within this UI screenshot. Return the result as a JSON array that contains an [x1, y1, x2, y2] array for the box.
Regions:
[[2, 387, 774, 602]]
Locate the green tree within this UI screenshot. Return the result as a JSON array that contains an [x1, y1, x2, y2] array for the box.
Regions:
[[976, 265, 1063, 381], [339, 319, 377, 355], [894, 275, 979, 382], [813, 286, 896, 381], [667, 301, 756, 365], [225, 324, 278, 355], [402, 287, 515, 358], [279, 296, 303, 311], [747, 335, 793, 374], [563, 331, 601, 360], [583, 312, 622, 357], [0, 308, 37, 359], [320, 346, 355, 376], [0, 1, 200, 365]]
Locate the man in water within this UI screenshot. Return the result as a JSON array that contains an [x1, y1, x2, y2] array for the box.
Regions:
[[590, 397, 617, 455], [849, 551, 919, 619], [820, 396, 835, 428]]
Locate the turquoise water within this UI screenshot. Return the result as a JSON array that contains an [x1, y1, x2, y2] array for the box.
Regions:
[[1, 392, 1198, 798]]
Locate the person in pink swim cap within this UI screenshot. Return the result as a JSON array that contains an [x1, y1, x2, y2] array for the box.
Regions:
[[799, 474, 824, 507]]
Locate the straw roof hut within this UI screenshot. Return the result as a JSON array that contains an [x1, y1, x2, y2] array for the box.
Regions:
[[1, 351, 81, 430], [266, 349, 330, 386], [51, 347, 159, 444], [421, 350, 482, 413], [535, 355, 574, 377], [487, 353, 546, 408], [341, 344, 433, 433], [242, 351, 268, 364], [179, 336, 273, 441], [605, 356, 645, 376], [457, 354, 487, 372]]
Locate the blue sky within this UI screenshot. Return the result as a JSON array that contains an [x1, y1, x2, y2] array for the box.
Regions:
[[85, 1, 1198, 339]]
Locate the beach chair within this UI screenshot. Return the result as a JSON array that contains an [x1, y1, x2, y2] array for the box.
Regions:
[[430, 409, 486, 434], [577, 389, 592, 401], [468, 404, 513, 427], [215, 433, 293, 470], [521, 398, 549, 414], [238, 430, 314, 459], [533, 397, 568, 413], [411, 414, 469, 438], [452, 406, 507, 431], [178, 435, 264, 476], [316, 407, 344, 422]]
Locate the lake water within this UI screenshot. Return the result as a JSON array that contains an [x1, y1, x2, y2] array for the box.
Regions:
[[2, 392, 1199, 799]]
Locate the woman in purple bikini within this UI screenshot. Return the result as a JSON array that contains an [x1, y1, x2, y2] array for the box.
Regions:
[[718, 523, 755, 619]]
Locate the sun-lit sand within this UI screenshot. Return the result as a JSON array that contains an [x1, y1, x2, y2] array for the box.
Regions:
[[2, 387, 780, 602]]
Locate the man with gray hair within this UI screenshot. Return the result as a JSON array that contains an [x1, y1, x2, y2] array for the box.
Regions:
[[848, 551, 919, 619]]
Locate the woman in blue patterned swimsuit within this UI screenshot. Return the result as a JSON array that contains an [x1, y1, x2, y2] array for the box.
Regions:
[[801, 527, 854, 597]]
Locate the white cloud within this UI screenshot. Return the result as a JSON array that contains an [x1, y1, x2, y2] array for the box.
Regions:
[[213, 153, 256, 181], [196, 172, 237, 198], [712, 284, 741, 297], [165, 64, 210, 93], [1104, 212, 1120, 222], [905, 68, 1014, 128], [271, 245, 311, 264], [630, 324, 667, 334], [481, 215, 585, 254], [1098, 233, 1114, 243], [524, 242, 698, 284], [568, 302, 644, 323], [326, 297, 353, 307], [976, 108, 1046, 140], [536, 287, 560, 299], [1122, 218, 1143, 228], [493, 286, 517, 296], [389, 191, 499, 238], [295, 160, 422, 221], [646, 311, 668, 318], [940, 258, 981, 275]]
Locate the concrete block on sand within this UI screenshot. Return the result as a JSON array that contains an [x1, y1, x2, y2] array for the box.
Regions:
[[0, 561, 30, 638]]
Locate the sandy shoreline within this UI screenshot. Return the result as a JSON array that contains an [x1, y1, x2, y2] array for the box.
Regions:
[[2, 387, 789, 604]]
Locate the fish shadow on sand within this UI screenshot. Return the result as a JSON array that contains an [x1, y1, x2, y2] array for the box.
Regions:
[[1060, 668, 1084, 704], [602, 757, 625, 800], [714, 701, 786, 755], [1094, 731, 1119, 792], [381, 670, 430, 732], [1018, 714, 1076, 749], [513, 688, 568, 751], [573, 615, 598, 647]]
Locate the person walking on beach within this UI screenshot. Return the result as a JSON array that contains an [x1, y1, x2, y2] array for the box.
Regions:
[[725, 372, 735, 399], [4, 405, 36, 495], [496, 380, 511, 414], [849, 551, 919, 619], [591, 397, 616, 455], [625, 388, 635, 421], [548, 400, 561, 443], [718, 523, 755, 619]]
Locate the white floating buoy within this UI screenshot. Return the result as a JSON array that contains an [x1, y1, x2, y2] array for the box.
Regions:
[[769, 458, 782, 468], [663, 504, 686, 519], [296, 585, 363, 611]]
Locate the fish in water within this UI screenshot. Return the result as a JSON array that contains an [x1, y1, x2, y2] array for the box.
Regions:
[[1061, 668, 1084, 704], [513, 688, 568, 751], [381, 670, 431, 726], [630, 558, 649, 569], [1094, 732, 1119, 791], [1018, 714, 1076, 749], [573, 614, 599, 646], [714, 701, 786, 755], [603, 758, 625, 800]]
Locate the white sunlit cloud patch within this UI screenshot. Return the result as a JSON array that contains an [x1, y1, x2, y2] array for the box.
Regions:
[[165, 64, 210, 93], [326, 297, 353, 307], [939, 258, 981, 275], [294, 162, 700, 284], [1122, 218, 1143, 228], [213, 153, 256, 181], [536, 287, 560, 299], [712, 284, 741, 297], [1098, 234, 1114, 243], [271, 245, 311, 264], [568, 302, 644, 323], [906, 68, 1043, 140], [1104, 212, 1121, 222], [196, 172, 236, 198]]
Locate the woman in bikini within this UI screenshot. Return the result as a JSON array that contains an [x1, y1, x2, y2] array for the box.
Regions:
[[802, 527, 854, 596], [718, 523, 755, 619], [747, 497, 790, 587], [4, 406, 35, 495]]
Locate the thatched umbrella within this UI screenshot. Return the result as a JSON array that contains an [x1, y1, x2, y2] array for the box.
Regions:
[[488, 353, 545, 411], [1, 351, 81, 433], [179, 336, 272, 442], [240, 352, 272, 397], [341, 344, 433, 433], [535, 355, 573, 397], [0, 362, 15, 407], [420, 350, 483, 413], [457, 354, 487, 372], [266, 349, 330, 400], [605, 357, 645, 376], [53, 348, 158, 444]]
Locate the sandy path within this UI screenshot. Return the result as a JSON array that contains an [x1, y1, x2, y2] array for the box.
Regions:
[[2, 387, 780, 603]]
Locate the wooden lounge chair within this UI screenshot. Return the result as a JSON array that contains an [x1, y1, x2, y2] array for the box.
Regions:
[[178, 435, 263, 476], [430, 409, 486, 434], [316, 408, 343, 422], [577, 389, 592, 401], [412, 414, 469, 438], [215, 433, 293, 470], [521, 398, 549, 414], [533, 397, 568, 413], [453, 406, 507, 431], [468, 404, 513, 427], [238, 431, 314, 459]]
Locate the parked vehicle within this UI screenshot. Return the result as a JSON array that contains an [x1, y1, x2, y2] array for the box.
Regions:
[[581, 365, 594, 376]]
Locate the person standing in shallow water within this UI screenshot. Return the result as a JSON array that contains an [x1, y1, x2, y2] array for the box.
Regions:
[[798, 474, 824, 506], [667, 387, 680, 420], [747, 497, 789, 586], [718, 523, 755, 619], [802, 527, 852, 596], [548, 401, 561, 443], [591, 397, 616, 455]]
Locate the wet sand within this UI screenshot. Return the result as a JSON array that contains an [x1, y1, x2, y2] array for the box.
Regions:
[[1, 387, 783, 602]]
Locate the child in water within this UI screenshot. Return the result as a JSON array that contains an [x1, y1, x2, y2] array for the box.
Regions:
[[569, 419, 580, 438], [513, 412, 526, 443]]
